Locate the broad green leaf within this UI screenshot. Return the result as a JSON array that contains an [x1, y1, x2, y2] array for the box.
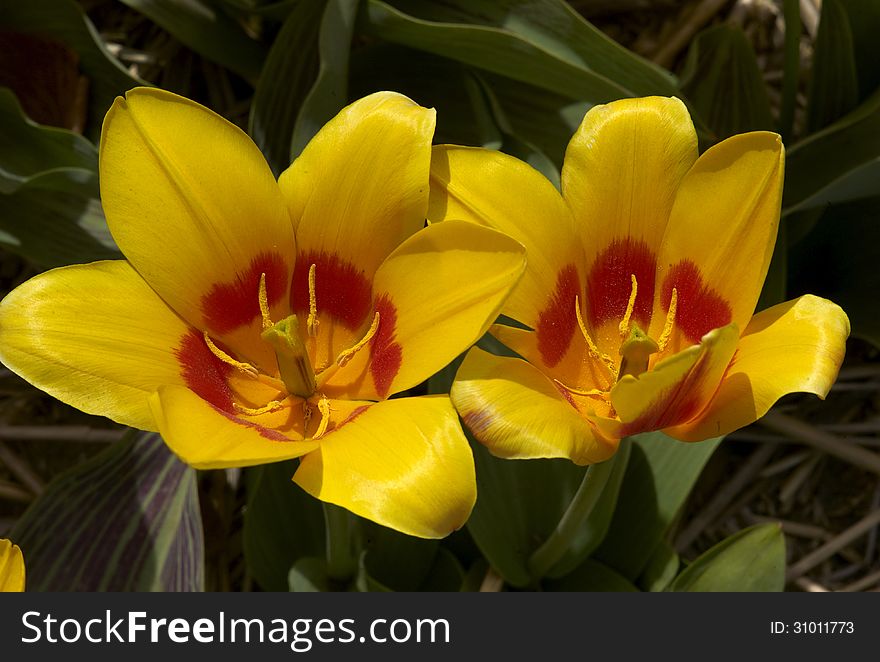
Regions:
[[788, 196, 880, 347], [289, 556, 333, 592], [667, 523, 785, 592], [806, 0, 859, 133], [545, 558, 639, 592], [839, 0, 880, 100], [0, 88, 97, 193], [782, 87, 880, 214], [290, 0, 359, 158], [249, 0, 325, 174], [358, 540, 464, 592], [419, 549, 465, 591], [679, 24, 773, 143], [594, 432, 722, 581], [0, 0, 143, 141], [357, 520, 439, 591], [360, 0, 677, 104], [778, 0, 799, 140], [756, 221, 787, 312], [117, 0, 267, 81], [638, 539, 680, 592], [0, 168, 120, 268], [242, 460, 325, 591], [10, 431, 203, 591]]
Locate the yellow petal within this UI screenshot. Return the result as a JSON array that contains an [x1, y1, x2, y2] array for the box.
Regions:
[[323, 220, 526, 400], [562, 97, 698, 350], [429, 145, 584, 330], [452, 347, 618, 465], [666, 295, 850, 441], [0, 261, 195, 431], [100, 87, 295, 369], [0, 539, 25, 592], [279, 91, 435, 292], [150, 385, 318, 469], [611, 323, 740, 435], [651, 132, 784, 350], [293, 396, 476, 539]]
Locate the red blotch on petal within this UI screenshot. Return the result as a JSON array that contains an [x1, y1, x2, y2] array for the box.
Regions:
[[662, 260, 732, 343], [291, 251, 371, 329], [201, 251, 289, 335], [176, 329, 234, 412], [370, 294, 403, 398], [586, 238, 657, 330], [214, 405, 292, 442], [536, 264, 580, 368]]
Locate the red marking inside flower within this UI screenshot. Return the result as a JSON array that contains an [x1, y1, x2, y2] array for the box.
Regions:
[[176, 329, 234, 412], [370, 295, 403, 398], [332, 405, 371, 434], [661, 260, 732, 343], [201, 251, 289, 334], [214, 406, 291, 442], [291, 251, 372, 329], [586, 238, 657, 330], [536, 264, 580, 368]]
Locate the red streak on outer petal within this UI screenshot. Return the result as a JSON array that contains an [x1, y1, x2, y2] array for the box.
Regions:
[[587, 238, 657, 330], [176, 329, 234, 412], [370, 295, 403, 398], [661, 260, 732, 343], [291, 251, 372, 329], [214, 406, 292, 442], [536, 264, 580, 368], [201, 251, 289, 335]]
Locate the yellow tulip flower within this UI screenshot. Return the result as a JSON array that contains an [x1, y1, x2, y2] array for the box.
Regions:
[[0, 539, 24, 592]]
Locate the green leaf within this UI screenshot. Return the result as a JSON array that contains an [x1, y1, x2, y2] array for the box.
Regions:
[[242, 460, 325, 591], [778, 0, 800, 140], [0, 0, 143, 141], [788, 196, 880, 347], [357, 520, 439, 591], [638, 539, 679, 592], [594, 431, 722, 580], [117, 0, 267, 81], [360, 0, 677, 104], [289, 556, 334, 592], [667, 523, 785, 592], [756, 221, 787, 312], [839, 0, 880, 100], [10, 431, 203, 591], [806, 0, 859, 133], [678, 24, 773, 143], [545, 558, 639, 592]]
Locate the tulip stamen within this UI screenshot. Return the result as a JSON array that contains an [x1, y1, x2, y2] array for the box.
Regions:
[[234, 398, 288, 416], [258, 272, 273, 331], [618, 274, 638, 338], [335, 312, 381, 368], [553, 379, 606, 398], [307, 263, 319, 338], [261, 315, 317, 398], [657, 287, 678, 352], [574, 296, 616, 376], [203, 332, 259, 376], [313, 396, 332, 439]]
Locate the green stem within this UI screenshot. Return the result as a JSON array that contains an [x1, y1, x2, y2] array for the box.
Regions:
[[324, 503, 357, 582], [527, 454, 618, 582]]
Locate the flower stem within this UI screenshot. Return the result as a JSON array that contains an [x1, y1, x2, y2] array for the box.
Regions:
[[527, 445, 625, 582], [324, 503, 357, 582]]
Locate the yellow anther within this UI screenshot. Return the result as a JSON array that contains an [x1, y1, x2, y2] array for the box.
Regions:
[[303, 401, 313, 430], [553, 379, 606, 398], [313, 396, 332, 439], [335, 312, 380, 368], [307, 263, 319, 337], [258, 272, 272, 331], [657, 287, 678, 352], [574, 296, 616, 376], [234, 399, 286, 416], [618, 274, 638, 337], [203, 332, 258, 376]]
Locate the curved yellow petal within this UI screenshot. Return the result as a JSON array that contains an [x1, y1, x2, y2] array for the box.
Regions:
[[150, 385, 318, 469], [293, 396, 475, 539], [452, 347, 618, 465], [0, 261, 193, 431], [0, 539, 25, 592], [666, 296, 850, 442], [279, 91, 435, 283], [651, 132, 784, 349], [323, 220, 526, 400], [610, 323, 739, 436], [100, 87, 295, 370], [429, 145, 584, 330]]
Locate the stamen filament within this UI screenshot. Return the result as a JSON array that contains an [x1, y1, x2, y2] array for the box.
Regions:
[[657, 287, 678, 352], [335, 312, 380, 367], [618, 274, 638, 337], [258, 272, 272, 330], [553, 379, 606, 398], [314, 396, 331, 439], [307, 263, 319, 337], [234, 398, 287, 416], [574, 296, 616, 376], [203, 332, 258, 376]]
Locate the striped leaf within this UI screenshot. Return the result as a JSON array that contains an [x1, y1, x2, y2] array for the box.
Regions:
[[10, 431, 203, 591]]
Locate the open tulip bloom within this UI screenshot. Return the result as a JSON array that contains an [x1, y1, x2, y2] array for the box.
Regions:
[[0, 88, 528, 539], [0, 539, 25, 592], [430, 96, 850, 465]]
